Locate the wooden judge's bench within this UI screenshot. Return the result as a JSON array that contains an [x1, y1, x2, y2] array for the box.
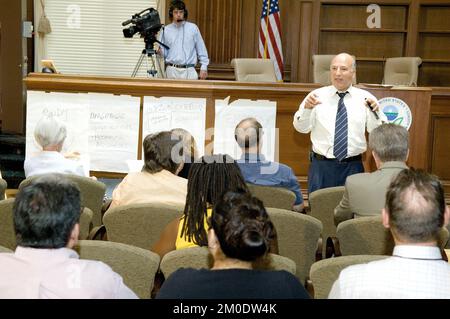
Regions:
[[24, 73, 450, 196]]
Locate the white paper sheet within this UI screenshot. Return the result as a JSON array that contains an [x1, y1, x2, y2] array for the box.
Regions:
[[213, 98, 277, 161], [88, 93, 140, 173], [26, 91, 91, 174], [142, 96, 207, 156]]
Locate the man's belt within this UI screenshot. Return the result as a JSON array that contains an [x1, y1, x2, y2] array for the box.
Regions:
[[312, 152, 362, 162], [166, 63, 195, 69]]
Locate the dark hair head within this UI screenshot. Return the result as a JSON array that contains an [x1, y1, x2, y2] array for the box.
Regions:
[[212, 191, 275, 261], [14, 173, 81, 248], [142, 131, 183, 174], [180, 154, 249, 246], [369, 123, 409, 162], [385, 168, 446, 243], [169, 0, 188, 19], [234, 118, 262, 150]]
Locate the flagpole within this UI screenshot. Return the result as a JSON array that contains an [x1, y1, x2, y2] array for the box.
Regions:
[[263, 0, 271, 59]]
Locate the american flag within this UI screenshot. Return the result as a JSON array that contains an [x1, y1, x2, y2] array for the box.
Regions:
[[258, 0, 284, 81]]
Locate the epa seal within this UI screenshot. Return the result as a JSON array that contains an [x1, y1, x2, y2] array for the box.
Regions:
[[378, 97, 412, 130]]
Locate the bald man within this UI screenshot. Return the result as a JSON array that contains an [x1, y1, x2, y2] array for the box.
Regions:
[[235, 117, 304, 213], [293, 53, 386, 194]]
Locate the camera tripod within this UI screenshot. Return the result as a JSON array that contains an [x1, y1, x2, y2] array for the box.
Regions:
[[131, 36, 169, 78]]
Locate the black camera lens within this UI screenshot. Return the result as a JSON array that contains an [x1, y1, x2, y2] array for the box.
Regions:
[[123, 26, 137, 38]]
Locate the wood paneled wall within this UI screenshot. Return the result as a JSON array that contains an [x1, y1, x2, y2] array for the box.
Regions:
[[429, 88, 450, 182], [181, 0, 450, 86], [183, 0, 319, 83]]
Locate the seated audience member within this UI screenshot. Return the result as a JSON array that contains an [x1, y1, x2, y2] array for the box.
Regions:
[[329, 168, 450, 299], [0, 173, 137, 298], [334, 123, 409, 225], [152, 154, 277, 258], [24, 117, 86, 178], [109, 131, 187, 209], [156, 191, 309, 299], [170, 128, 199, 179], [235, 118, 304, 212]]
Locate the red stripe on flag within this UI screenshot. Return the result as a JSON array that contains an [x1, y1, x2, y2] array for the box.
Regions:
[[266, 17, 283, 74]]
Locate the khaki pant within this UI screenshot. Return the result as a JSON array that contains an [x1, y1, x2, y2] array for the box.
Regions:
[[165, 66, 198, 80]]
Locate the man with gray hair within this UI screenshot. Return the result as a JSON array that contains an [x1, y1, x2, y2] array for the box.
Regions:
[[329, 169, 450, 298], [24, 117, 86, 178], [334, 123, 409, 225], [235, 117, 304, 212]]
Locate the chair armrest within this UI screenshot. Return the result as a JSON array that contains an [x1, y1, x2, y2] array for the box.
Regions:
[[101, 199, 112, 215], [316, 237, 323, 261], [305, 279, 315, 298], [88, 225, 107, 240], [326, 236, 341, 258]]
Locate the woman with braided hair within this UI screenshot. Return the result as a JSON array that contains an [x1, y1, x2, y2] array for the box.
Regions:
[[152, 154, 277, 258]]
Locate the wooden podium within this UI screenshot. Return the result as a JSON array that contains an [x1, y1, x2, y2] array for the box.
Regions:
[[24, 73, 435, 190]]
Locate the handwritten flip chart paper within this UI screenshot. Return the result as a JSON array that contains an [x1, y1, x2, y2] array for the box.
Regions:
[[26, 91, 140, 174], [88, 93, 140, 173], [213, 98, 277, 161], [25, 91, 91, 173], [143, 96, 207, 156]]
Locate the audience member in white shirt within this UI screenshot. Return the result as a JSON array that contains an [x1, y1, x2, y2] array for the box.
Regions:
[[0, 174, 137, 299], [329, 168, 450, 299], [24, 117, 86, 178]]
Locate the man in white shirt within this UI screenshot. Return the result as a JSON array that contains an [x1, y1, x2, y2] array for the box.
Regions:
[[159, 0, 209, 80], [329, 168, 450, 299], [293, 53, 385, 194], [0, 174, 137, 299]]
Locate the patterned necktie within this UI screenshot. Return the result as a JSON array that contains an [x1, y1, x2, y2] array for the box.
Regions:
[[333, 92, 348, 161]]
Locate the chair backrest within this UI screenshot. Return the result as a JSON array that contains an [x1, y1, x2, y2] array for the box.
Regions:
[[0, 198, 97, 250], [19, 174, 106, 227], [0, 244, 13, 253], [309, 255, 388, 299], [159, 246, 212, 279], [258, 253, 297, 275], [0, 198, 16, 250], [103, 202, 184, 250], [312, 54, 357, 85], [446, 225, 450, 249], [336, 216, 393, 255], [308, 186, 345, 257], [159, 246, 297, 279], [246, 183, 296, 211], [231, 58, 277, 82], [78, 207, 94, 240], [0, 178, 7, 200], [336, 215, 450, 256], [266, 207, 322, 283], [383, 57, 422, 86], [74, 240, 160, 299]]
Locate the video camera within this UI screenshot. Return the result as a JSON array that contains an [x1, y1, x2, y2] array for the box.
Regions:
[[122, 8, 162, 39]]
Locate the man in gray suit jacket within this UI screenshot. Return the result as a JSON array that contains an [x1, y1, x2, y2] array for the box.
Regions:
[[334, 123, 409, 225]]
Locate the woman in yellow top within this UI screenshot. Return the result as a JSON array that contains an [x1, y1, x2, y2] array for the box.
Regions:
[[153, 154, 278, 258]]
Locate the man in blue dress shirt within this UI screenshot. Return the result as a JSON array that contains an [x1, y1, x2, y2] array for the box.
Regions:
[[159, 0, 209, 80], [235, 117, 304, 212]]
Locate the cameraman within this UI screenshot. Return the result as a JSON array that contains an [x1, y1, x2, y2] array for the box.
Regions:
[[159, 0, 209, 80]]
